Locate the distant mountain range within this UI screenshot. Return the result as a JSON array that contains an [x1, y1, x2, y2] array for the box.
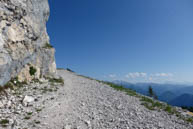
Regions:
[[113, 80, 193, 107]]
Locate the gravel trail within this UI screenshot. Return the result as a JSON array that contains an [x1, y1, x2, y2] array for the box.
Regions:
[[1, 70, 192, 129], [32, 70, 192, 129]]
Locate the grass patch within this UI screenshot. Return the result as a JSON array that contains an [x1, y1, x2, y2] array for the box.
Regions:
[[140, 97, 165, 111], [47, 77, 64, 85], [27, 112, 33, 116], [77, 75, 96, 81], [0, 86, 8, 97], [10, 77, 27, 87], [103, 81, 139, 97], [165, 105, 173, 114], [36, 108, 42, 112], [4, 82, 14, 90], [0, 119, 9, 126], [73, 73, 193, 124], [24, 116, 31, 120], [0, 81, 16, 97], [106, 81, 193, 123], [186, 118, 193, 123], [34, 120, 41, 124]]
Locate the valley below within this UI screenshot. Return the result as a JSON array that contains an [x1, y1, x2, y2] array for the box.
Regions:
[[114, 81, 193, 109]]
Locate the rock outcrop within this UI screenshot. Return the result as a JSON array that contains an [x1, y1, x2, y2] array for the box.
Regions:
[[0, 0, 56, 86]]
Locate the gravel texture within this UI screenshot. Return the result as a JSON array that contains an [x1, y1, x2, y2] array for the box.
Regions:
[[0, 69, 193, 129]]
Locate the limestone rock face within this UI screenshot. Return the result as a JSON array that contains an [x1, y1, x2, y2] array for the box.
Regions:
[[0, 0, 56, 85]]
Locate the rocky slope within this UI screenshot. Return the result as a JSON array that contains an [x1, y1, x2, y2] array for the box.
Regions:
[[0, 69, 193, 129], [0, 0, 56, 86]]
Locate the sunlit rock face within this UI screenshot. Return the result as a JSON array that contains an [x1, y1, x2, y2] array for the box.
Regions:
[[0, 0, 56, 85]]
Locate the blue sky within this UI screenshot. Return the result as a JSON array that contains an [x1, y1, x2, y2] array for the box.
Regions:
[[47, 0, 193, 84]]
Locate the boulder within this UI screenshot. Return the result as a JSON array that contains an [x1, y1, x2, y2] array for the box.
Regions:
[[22, 96, 35, 107]]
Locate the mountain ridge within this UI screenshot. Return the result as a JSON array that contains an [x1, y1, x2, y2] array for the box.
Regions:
[[113, 80, 193, 107]]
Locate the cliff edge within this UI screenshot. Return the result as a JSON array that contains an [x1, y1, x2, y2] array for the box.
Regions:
[[0, 0, 56, 86]]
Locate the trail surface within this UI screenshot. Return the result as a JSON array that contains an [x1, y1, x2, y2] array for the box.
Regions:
[[1, 70, 192, 129], [33, 70, 192, 129]]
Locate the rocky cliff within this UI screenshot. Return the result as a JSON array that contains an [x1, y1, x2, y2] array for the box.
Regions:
[[0, 0, 56, 86]]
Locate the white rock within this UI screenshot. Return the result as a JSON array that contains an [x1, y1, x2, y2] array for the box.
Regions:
[[22, 96, 35, 106], [7, 100, 12, 108]]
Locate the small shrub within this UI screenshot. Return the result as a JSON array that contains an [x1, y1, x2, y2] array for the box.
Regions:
[[34, 120, 41, 124], [148, 86, 158, 100], [152, 101, 163, 108], [4, 82, 15, 90], [0, 86, 8, 98], [29, 66, 37, 76], [36, 108, 42, 112], [141, 102, 154, 110], [186, 118, 193, 123], [0, 119, 9, 125], [164, 105, 174, 114], [27, 112, 33, 116], [43, 43, 53, 49], [140, 96, 154, 104], [140, 96, 166, 111]]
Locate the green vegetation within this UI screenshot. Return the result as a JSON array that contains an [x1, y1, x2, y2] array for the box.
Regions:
[[32, 78, 43, 84], [10, 77, 27, 87], [34, 120, 41, 124], [24, 116, 31, 120], [148, 86, 153, 97], [0, 81, 16, 97], [36, 108, 42, 112], [0, 119, 9, 127], [27, 112, 33, 116], [0, 77, 29, 97], [4, 82, 14, 90], [43, 42, 53, 49], [148, 86, 158, 100], [141, 96, 165, 110], [164, 105, 173, 113], [77, 74, 99, 81], [0, 86, 8, 97], [78, 74, 193, 124], [103, 82, 138, 97], [47, 77, 64, 85], [29, 66, 37, 76], [186, 118, 193, 123], [40, 86, 55, 94]]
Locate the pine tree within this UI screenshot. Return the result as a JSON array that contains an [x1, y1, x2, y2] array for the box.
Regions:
[[148, 86, 158, 99], [148, 86, 153, 97]]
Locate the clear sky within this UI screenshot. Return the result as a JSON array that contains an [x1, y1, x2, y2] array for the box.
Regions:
[[47, 0, 193, 84]]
